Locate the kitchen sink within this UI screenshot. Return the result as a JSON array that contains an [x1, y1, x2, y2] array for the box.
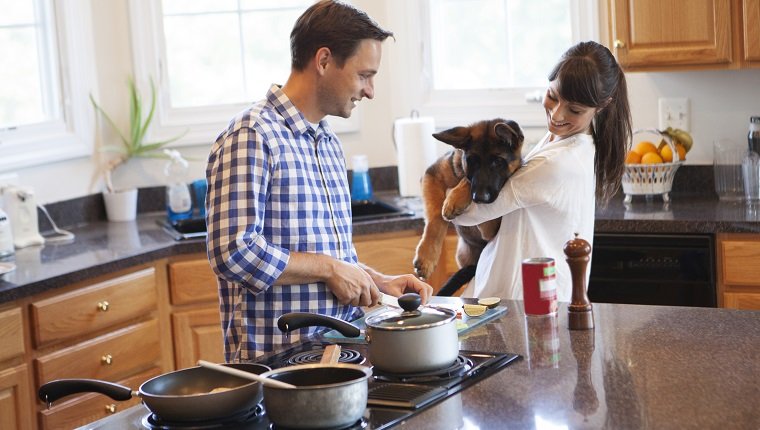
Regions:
[[160, 200, 414, 240], [351, 200, 414, 222]]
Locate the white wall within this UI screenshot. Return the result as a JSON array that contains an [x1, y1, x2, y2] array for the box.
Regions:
[[11, 0, 760, 204]]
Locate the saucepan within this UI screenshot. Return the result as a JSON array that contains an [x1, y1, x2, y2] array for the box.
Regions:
[[260, 345, 372, 429], [278, 293, 459, 373], [38, 363, 270, 422]]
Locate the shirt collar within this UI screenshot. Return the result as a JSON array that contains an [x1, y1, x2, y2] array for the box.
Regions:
[[266, 84, 333, 140]]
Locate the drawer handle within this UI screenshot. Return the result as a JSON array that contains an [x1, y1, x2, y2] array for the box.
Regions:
[[97, 301, 110, 312], [613, 39, 626, 49], [105, 404, 117, 414], [101, 354, 113, 365]]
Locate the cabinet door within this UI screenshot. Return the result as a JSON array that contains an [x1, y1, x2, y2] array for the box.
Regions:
[[0, 365, 34, 430], [744, 0, 760, 61], [0, 307, 24, 362], [172, 306, 224, 369], [611, 0, 732, 68]]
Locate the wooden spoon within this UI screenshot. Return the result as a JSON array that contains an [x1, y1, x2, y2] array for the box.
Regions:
[[197, 360, 296, 389], [320, 344, 341, 364]]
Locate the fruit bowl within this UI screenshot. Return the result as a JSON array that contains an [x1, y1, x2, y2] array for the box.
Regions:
[[622, 129, 686, 204]]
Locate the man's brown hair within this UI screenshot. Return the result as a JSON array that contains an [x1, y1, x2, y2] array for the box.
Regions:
[[290, 0, 394, 71]]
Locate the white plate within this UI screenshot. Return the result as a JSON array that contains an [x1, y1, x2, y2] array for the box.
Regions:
[[0, 262, 16, 275]]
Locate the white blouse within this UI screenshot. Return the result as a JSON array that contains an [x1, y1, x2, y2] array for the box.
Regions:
[[452, 132, 596, 302]]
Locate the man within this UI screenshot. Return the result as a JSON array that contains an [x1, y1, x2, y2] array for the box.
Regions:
[[206, 0, 433, 361]]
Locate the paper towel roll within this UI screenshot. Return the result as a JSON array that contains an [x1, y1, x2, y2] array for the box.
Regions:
[[394, 116, 447, 197]]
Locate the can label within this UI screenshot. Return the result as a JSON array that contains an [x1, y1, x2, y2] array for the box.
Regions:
[[521, 258, 558, 315]]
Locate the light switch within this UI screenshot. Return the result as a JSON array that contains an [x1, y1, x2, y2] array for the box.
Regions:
[[658, 98, 689, 131]]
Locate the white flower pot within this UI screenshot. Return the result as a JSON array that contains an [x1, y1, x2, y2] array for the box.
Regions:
[[103, 189, 138, 222]]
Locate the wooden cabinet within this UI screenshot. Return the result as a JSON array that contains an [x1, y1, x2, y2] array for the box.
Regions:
[[716, 233, 760, 309], [354, 229, 460, 295], [0, 364, 34, 430], [167, 257, 224, 368], [21, 265, 170, 430], [609, 0, 759, 70]]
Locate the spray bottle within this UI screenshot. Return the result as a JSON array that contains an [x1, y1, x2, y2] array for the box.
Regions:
[[164, 149, 193, 222]]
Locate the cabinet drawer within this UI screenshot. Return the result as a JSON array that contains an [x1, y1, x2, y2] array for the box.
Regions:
[[720, 240, 760, 286], [35, 319, 160, 385], [723, 292, 760, 310], [38, 367, 160, 430], [31, 267, 157, 347], [168, 259, 218, 305], [0, 307, 24, 362]]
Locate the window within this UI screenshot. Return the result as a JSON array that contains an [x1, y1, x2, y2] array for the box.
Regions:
[[0, 0, 97, 171], [129, 0, 359, 147], [389, 0, 599, 130]]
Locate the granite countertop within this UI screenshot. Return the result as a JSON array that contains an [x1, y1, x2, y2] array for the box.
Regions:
[[1, 192, 759, 304], [77, 300, 760, 429]]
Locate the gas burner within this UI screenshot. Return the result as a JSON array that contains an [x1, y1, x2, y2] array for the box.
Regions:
[[142, 404, 264, 429], [269, 417, 368, 430], [286, 348, 365, 365], [372, 355, 472, 383]]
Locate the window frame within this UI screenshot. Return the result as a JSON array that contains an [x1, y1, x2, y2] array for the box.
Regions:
[[390, 0, 600, 130], [128, 0, 360, 149], [0, 0, 97, 172]]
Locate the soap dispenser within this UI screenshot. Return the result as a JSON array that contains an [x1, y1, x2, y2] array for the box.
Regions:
[[351, 155, 373, 202], [164, 149, 193, 222]]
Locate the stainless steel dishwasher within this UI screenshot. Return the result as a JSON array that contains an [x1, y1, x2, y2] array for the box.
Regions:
[[588, 233, 716, 307]]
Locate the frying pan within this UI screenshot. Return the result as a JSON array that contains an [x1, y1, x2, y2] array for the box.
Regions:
[[38, 363, 270, 422]]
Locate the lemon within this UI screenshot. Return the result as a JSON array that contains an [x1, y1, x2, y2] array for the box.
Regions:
[[477, 297, 501, 309], [463, 304, 487, 317]]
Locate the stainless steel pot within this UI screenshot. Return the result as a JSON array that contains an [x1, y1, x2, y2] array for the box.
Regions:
[[261, 364, 371, 429], [277, 293, 459, 374]]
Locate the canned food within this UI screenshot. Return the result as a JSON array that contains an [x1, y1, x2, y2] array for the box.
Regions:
[[521, 258, 558, 315]]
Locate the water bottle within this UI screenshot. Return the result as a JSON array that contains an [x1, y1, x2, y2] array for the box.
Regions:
[[351, 155, 373, 201], [164, 149, 193, 222], [749, 116, 760, 155]]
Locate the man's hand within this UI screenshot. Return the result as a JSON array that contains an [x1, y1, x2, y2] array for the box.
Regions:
[[359, 263, 434, 304], [324, 259, 381, 307]]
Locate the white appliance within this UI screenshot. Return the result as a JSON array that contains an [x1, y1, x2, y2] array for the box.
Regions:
[[1, 185, 44, 248]]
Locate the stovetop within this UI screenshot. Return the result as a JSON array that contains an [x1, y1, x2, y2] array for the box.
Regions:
[[77, 341, 520, 430]]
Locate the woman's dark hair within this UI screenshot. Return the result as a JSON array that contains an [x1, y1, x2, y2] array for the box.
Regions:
[[548, 41, 632, 204], [290, 0, 394, 71]]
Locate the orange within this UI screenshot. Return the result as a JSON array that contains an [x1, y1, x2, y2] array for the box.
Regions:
[[641, 152, 663, 164], [633, 141, 658, 156], [660, 143, 687, 162], [625, 150, 642, 164]]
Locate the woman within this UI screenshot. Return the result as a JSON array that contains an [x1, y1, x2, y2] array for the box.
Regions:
[[452, 41, 632, 301]]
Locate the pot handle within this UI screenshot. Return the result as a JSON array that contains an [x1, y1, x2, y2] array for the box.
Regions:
[[277, 312, 361, 337], [39, 379, 134, 406]]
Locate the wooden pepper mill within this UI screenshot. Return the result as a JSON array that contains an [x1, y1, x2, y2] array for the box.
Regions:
[[564, 233, 594, 330]]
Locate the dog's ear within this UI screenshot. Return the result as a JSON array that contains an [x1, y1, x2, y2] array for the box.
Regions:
[[494, 121, 524, 150], [433, 127, 471, 149]]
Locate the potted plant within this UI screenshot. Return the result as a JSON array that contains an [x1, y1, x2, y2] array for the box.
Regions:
[[90, 77, 185, 221]]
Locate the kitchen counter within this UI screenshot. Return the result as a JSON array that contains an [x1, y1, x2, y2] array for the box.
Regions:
[[77, 300, 760, 429], [2, 192, 760, 304]]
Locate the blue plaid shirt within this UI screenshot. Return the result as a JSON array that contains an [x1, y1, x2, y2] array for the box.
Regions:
[[206, 85, 361, 361]]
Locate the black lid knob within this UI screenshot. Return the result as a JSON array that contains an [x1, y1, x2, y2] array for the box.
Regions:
[[398, 293, 422, 312]]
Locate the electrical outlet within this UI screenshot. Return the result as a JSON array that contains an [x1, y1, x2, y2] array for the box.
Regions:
[[658, 98, 690, 131]]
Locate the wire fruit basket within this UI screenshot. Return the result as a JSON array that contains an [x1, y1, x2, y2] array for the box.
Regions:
[[622, 129, 684, 204]]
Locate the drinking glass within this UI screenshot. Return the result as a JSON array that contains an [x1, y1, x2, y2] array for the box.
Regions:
[[713, 139, 744, 201]]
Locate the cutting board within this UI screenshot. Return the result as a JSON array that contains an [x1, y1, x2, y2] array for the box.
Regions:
[[321, 297, 507, 343]]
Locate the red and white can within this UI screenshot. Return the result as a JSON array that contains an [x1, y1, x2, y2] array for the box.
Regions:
[[521, 258, 558, 315]]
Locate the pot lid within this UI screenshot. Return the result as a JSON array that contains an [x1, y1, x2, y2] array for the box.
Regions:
[[365, 294, 456, 330]]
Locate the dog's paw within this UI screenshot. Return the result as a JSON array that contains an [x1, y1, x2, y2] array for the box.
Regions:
[[442, 200, 468, 221], [413, 254, 436, 280]]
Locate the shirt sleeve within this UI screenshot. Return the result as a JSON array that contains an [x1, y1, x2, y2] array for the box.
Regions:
[[206, 126, 289, 294], [452, 155, 563, 226]]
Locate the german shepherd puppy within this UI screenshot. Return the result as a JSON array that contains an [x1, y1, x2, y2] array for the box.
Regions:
[[413, 118, 524, 290]]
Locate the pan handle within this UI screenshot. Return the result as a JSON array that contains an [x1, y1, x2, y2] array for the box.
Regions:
[[277, 312, 361, 337], [39, 379, 134, 406]]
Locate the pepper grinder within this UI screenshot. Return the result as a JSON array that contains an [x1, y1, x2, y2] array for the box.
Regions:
[[564, 233, 594, 330]]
